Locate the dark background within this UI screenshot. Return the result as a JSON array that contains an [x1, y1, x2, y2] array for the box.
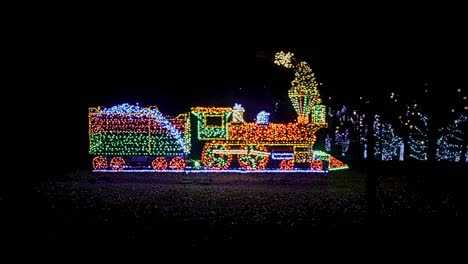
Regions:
[[22, 7, 467, 176], [3, 6, 466, 254]]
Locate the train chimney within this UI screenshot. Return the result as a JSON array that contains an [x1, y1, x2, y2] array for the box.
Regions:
[[232, 103, 245, 123]]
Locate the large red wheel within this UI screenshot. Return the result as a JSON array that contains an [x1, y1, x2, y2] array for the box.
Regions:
[[92, 156, 107, 170], [169, 157, 186, 171], [311, 160, 323, 171], [237, 144, 269, 171], [201, 142, 233, 170], [152, 157, 168, 171], [110, 157, 125, 171], [280, 159, 294, 170]]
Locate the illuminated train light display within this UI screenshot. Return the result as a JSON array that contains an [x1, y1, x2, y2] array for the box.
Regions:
[[89, 51, 349, 172]]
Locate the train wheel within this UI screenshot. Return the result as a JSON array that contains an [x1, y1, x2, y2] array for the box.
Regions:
[[110, 157, 125, 171], [152, 157, 168, 171], [92, 156, 107, 170], [280, 159, 294, 170], [311, 160, 323, 171], [201, 142, 233, 170], [237, 144, 269, 171], [169, 157, 186, 171]]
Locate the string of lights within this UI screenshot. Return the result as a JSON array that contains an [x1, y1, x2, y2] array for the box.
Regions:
[[274, 51, 324, 124], [191, 107, 232, 140], [89, 104, 190, 157], [374, 121, 403, 161], [437, 114, 467, 161]]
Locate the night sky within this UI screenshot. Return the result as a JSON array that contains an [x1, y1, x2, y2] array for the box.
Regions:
[[30, 13, 466, 174], [53, 33, 466, 111]]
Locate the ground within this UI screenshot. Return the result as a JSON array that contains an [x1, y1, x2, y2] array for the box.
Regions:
[[12, 167, 466, 252]]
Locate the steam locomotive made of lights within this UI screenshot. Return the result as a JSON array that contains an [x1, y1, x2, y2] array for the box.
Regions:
[[89, 51, 348, 172]]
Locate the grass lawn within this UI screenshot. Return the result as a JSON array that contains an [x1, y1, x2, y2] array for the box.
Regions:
[[25, 169, 464, 250]]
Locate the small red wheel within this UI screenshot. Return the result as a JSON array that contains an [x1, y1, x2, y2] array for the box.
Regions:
[[92, 156, 107, 170], [152, 157, 168, 171], [311, 160, 323, 171], [280, 159, 294, 170], [110, 157, 125, 171], [169, 157, 186, 171]]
